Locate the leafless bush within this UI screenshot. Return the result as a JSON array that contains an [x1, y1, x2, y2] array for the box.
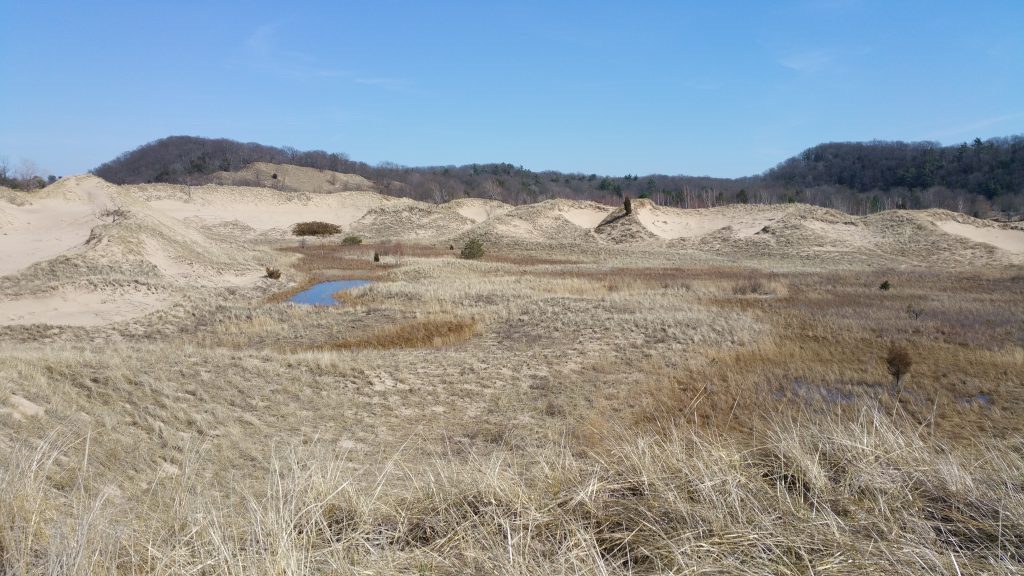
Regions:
[[99, 207, 130, 223], [885, 343, 913, 398]]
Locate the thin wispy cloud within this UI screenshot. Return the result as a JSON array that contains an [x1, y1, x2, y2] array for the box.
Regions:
[[239, 23, 412, 90], [241, 23, 353, 81], [778, 51, 833, 73]]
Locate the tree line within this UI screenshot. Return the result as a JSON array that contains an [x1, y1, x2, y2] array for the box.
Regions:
[[85, 135, 1024, 217]]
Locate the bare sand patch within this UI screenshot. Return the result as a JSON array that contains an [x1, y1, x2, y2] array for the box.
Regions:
[[443, 198, 513, 223], [137, 186, 401, 231], [634, 203, 778, 239], [0, 287, 169, 326], [0, 175, 113, 276], [3, 394, 45, 421], [561, 205, 613, 228], [936, 221, 1024, 254]]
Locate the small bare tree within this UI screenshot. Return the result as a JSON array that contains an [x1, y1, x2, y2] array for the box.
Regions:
[[885, 344, 913, 400]]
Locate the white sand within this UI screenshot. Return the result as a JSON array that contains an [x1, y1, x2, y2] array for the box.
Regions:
[[0, 288, 169, 326], [141, 186, 399, 231], [562, 206, 613, 228], [0, 177, 111, 276], [936, 221, 1024, 254], [634, 203, 776, 239]]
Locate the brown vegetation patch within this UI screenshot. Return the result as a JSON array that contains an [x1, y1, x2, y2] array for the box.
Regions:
[[319, 317, 478, 350], [292, 221, 342, 236]]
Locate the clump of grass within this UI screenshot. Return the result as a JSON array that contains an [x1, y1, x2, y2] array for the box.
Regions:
[[459, 238, 485, 260], [732, 277, 784, 296], [292, 221, 341, 237], [325, 317, 478, 350], [341, 235, 363, 245], [264, 267, 281, 279]]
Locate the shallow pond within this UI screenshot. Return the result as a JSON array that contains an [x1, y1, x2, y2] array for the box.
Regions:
[[290, 280, 372, 305]]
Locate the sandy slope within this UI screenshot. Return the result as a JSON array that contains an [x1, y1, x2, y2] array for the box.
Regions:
[[442, 198, 513, 223], [934, 221, 1024, 254], [0, 176, 112, 276], [0, 286, 168, 326], [133, 184, 401, 231]]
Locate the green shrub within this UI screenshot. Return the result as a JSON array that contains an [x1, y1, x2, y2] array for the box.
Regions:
[[879, 280, 891, 291], [460, 238, 485, 260], [373, 252, 380, 263], [342, 235, 363, 245], [292, 221, 341, 237]]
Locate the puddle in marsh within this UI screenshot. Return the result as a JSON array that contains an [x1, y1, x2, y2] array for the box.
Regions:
[[290, 280, 372, 305]]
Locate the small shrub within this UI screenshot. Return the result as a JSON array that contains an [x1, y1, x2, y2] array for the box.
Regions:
[[733, 278, 769, 296], [879, 280, 891, 291], [264, 267, 281, 280], [624, 195, 632, 215], [292, 221, 341, 237], [373, 251, 380, 263], [460, 238, 485, 260], [885, 343, 913, 397], [99, 207, 130, 223], [341, 235, 363, 245], [906, 304, 924, 320]]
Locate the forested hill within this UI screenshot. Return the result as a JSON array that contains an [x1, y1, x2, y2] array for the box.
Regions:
[[91, 135, 1024, 216], [762, 137, 1024, 199]]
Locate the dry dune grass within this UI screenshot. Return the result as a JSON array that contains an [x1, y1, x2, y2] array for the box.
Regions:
[[320, 316, 479, 350], [3, 175, 1024, 574]]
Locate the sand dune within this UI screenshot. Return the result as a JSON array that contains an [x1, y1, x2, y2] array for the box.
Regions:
[[3, 173, 1023, 326], [352, 202, 477, 239], [209, 162, 374, 193], [442, 197, 513, 223], [0, 175, 113, 276]]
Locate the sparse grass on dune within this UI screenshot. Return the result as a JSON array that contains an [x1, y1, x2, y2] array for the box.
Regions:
[[2, 235, 1024, 574]]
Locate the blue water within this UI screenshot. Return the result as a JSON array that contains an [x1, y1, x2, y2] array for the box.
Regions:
[[289, 280, 372, 305]]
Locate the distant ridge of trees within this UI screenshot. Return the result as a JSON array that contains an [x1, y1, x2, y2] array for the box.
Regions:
[[90, 135, 1024, 217]]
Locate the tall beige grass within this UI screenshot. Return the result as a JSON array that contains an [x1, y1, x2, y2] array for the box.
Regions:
[[2, 411, 1021, 574]]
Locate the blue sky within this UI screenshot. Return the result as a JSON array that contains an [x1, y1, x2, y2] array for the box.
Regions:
[[2, 1, 1022, 178]]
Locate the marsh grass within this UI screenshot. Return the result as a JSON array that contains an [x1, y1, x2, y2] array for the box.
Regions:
[[321, 317, 479, 350], [3, 242, 1023, 574]]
